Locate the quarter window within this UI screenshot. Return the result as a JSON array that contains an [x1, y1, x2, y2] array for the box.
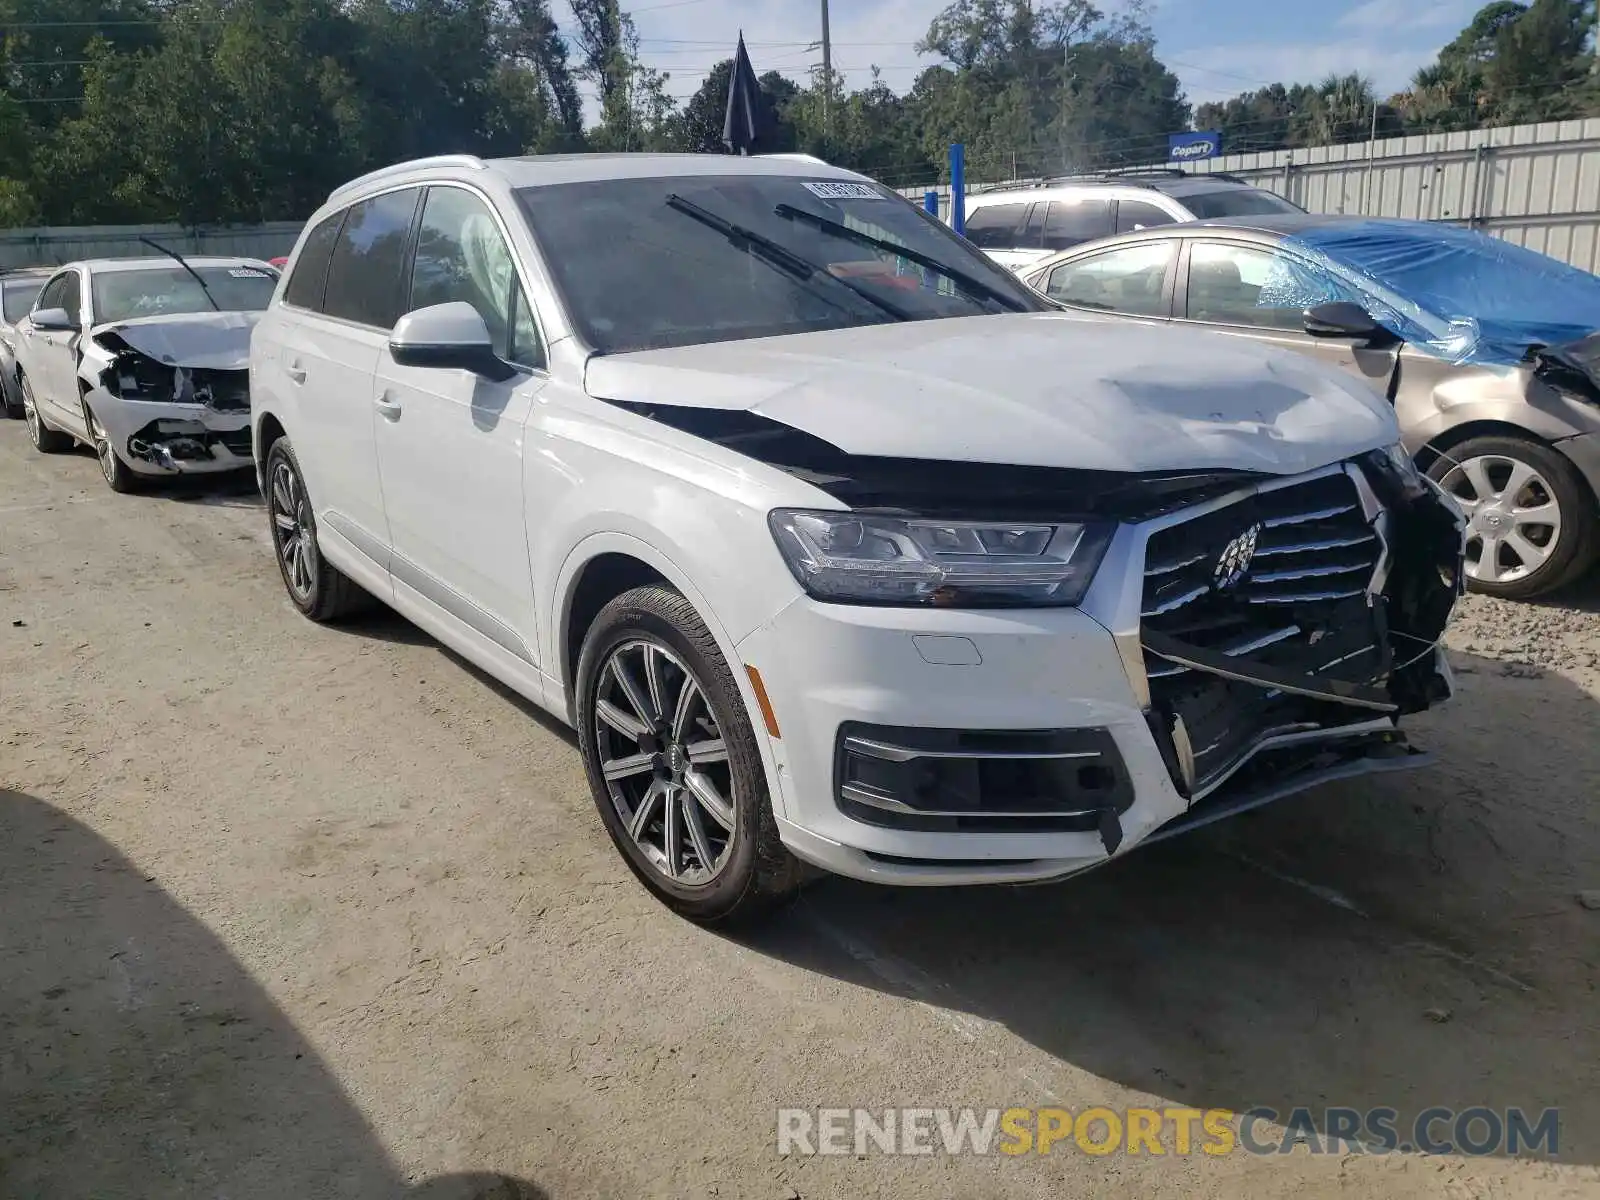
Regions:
[[1185, 242, 1362, 328], [408, 187, 543, 369], [1044, 242, 1174, 316], [962, 203, 1030, 249], [285, 210, 344, 312], [322, 187, 422, 329], [1041, 199, 1113, 251], [1116, 201, 1176, 234]]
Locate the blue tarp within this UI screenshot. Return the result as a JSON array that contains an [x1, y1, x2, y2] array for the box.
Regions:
[[1278, 219, 1600, 366]]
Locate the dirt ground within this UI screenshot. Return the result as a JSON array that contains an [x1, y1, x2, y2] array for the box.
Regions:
[[2, 423, 1598, 1200]]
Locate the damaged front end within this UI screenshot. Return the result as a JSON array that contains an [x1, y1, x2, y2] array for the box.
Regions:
[[1133, 447, 1464, 841], [88, 323, 253, 474], [608, 397, 1464, 854]]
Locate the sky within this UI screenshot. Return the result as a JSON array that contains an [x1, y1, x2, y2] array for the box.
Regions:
[[558, 0, 1487, 116]]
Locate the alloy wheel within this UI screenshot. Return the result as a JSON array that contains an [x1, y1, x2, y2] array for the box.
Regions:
[[591, 639, 736, 886], [1439, 453, 1562, 585], [21, 380, 40, 446], [88, 411, 116, 485], [270, 458, 315, 601]]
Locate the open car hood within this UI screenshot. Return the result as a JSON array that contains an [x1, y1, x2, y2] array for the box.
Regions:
[[584, 313, 1399, 476], [89, 310, 261, 371]]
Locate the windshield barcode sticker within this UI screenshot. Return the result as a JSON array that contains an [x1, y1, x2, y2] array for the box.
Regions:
[[229, 267, 270, 278], [802, 181, 884, 201]]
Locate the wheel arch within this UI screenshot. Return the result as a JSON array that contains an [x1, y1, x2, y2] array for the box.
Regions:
[[549, 533, 768, 741], [1414, 419, 1553, 472]]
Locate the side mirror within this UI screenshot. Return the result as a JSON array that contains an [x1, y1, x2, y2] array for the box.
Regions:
[[389, 301, 516, 382], [29, 307, 75, 332], [1304, 301, 1395, 345]]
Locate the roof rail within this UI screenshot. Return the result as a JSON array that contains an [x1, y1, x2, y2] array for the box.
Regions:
[[327, 154, 487, 205]]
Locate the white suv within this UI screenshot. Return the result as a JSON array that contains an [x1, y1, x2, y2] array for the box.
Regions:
[[961, 172, 1304, 271], [253, 153, 1462, 923]]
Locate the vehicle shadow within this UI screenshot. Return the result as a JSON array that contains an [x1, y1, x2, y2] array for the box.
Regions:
[[332, 605, 580, 746], [1530, 563, 1600, 615], [0, 788, 553, 1200], [738, 649, 1600, 1162]]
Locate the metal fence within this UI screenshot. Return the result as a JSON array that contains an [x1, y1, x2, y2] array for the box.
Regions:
[[898, 117, 1600, 274], [0, 222, 304, 270]]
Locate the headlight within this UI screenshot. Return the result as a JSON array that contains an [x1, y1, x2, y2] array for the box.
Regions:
[[768, 509, 1112, 607]]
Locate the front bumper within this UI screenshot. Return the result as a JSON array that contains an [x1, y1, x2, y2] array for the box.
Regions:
[[736, 458, 1461, 887], [96, 398, 253, 476]]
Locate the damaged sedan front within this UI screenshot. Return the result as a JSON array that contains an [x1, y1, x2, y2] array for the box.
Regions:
[[89, 313, 257, 476], [15, 255, 273, 491]]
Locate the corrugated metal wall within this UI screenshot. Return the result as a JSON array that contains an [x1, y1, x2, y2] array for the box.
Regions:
[[898, 118, 1600, 274], [0, 222, 305, 271]]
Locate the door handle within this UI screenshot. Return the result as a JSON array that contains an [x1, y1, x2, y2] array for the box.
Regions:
[[374, 393, 403, 420], [285, 361, 307, 384]]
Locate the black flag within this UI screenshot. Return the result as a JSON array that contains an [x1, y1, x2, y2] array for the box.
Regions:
[[722, 33, 766, 155]]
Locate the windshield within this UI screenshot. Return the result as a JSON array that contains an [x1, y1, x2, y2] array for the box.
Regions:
[[1180, 188, 1303, 219], [1286, 219, 1600, 363], [90, 264, 278, 324], [3, 279, 45, 324], [516, 175, 1046, 353]]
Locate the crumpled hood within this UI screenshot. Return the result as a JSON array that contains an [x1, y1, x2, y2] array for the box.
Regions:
[[584, 313, 1400, 475], [89, 310, 261, 371]]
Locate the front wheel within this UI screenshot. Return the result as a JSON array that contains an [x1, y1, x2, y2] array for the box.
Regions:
[[1426, 435, 1598, 600], [575, 585, 805, 925], [21, 375, 72, 454], [84, 402, 141, 493]]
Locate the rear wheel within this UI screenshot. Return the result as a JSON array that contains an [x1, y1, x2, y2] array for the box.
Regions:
[[575, 585, 805, 925], [265, 438, 371, 621], [1426, 434, 1598, 599], [21, 375, 71, 454]]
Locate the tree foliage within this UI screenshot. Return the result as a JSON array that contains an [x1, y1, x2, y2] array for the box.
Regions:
[[1, 0, 1598, 225]]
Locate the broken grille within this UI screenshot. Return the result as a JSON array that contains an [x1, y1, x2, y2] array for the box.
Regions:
[[1139, 467, 1390, 797]]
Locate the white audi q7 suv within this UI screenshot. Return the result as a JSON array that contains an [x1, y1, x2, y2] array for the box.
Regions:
[[251, 153, 1464, 923]]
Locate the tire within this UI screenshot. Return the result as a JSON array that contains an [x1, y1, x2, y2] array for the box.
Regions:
[[83, 400, 142, 494], [1426, 434, 1598, 600], [21, 374, 72, 454], [264, 437, 371, 622], [575, 585, 806, 925]]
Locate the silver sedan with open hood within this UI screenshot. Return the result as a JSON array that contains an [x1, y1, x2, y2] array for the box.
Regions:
[[14, 253, 276, 492]]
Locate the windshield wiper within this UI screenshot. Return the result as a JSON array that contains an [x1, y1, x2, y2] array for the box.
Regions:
[[773, 203, 1030, 314], [663, 194, 911, 322], [138, 235, 220, 311]]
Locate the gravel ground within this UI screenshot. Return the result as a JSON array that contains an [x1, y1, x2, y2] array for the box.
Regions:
[[2, 424, 1598, 1200]]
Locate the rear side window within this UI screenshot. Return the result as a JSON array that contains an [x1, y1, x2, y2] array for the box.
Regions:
[[962, 203, 1030, 249], [1041, 200, 1113, 251], [285, 211, 343, 311], [1045, 242, 1175, 316], [1116, 201, 1176, 234], [322, 188, 422, 329]]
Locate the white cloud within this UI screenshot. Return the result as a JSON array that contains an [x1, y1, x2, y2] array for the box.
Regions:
[[1337, 0, 1477, 36]]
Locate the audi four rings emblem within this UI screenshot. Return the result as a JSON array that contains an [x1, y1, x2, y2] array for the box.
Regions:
[[1213, 522, 1262, 590]]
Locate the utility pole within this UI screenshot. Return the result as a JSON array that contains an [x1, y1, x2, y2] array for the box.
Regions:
[[820, 0, 832, 134]]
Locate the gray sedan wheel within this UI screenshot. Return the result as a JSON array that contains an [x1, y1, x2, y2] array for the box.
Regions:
[[1428, 435, 1598, 599], [21, 375, 72, 454]]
